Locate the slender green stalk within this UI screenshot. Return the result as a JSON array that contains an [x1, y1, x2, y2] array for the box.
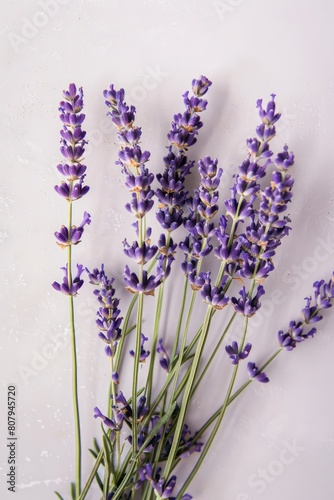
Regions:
[[146, 281, 165, 405], [146, 231, 172, 405], [176, 364, 239, 499], [163, 305, 214, 479], [175, 316, 249, 499], [114, 294, 137, 373], [191, 312, 237, 396], [169, 289, 196, 400], [67, 198, 81, 498], [131, 291, 144, 457], [170, 276, 189, 364], [78, 449, 104, 500]]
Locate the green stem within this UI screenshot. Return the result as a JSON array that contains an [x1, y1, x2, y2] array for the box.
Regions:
[[114, 294, 137, 373], [67, 199, 81, 498], [169, 289, 197, 401], [131, 291, 144, 457], [78, 449, 104, 500], [146, 231, 172, 405], [170, 275, 189, 363], [146, 281, 165, 405], [163, 305, 214, 479], [176, 316, 249, 499], [191, 312, 237, 396]]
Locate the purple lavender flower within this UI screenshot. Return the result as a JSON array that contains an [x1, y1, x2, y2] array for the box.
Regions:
[[256, 94, 281, 125], [158, 234, 177, 256], [156, 77, 212, 235], [278, 274, 334, 351], [214, 215, 243, 276], [234, 144, 294, 282], [54, 176, 90, 201], [191, 75, 212, 96], [56, 162, 87, 180], [215, 94, 284, 276], [123, 239, 158, 264], [201, 276, 229, 310], [55, 84, 89, 200], [274, 145, 295, 170], [93, 407, 118, 430], [54, 212, 91, 248], [247, 362, 269, 383], [157, 338, 170, 371], [112, 391, 133, 423], [239, 252, 274, 280], [136, 396, 149, 421], [224, 188, 254, 221], [225, 341, 252, 365], [180, 155, 222, 285], [86, 264, 123, 357], [104, 84, 154, 225], [52, 264, 84, 296], [123, 265, 162, 296], [188, 270, 209, 291], [125, 191, 154, 219], [313, 279, 333, 309], [246, 138, 272, 159], [156, 208, 184, 232], [129, 334, 150, 363], [231, 285, 265, 317], [118, 146, 151, 169]]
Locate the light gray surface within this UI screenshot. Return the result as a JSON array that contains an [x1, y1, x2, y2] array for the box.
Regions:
[[1, 0, 334, 498]]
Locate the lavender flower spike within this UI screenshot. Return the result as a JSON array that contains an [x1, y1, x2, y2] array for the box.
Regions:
[[55, 84, 89, 202], [86, 264, 123, 357], [278, 273, 334, 351]]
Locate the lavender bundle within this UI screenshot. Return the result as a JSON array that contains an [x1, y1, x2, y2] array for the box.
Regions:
[[53, 79, 334, 500]]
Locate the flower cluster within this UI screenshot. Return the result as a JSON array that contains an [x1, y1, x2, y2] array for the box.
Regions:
[[86, 264, 123, 358], [52, 84, 90, 295], [103, 85, 174, 295], [103, 85, 152, 218], [279, 274, 334, 350], [215, 95, 294, 284], [52, 263, 84, 296], [156, 75, 212, 235], [93, 392, 148, 436], [181, 156, 223, 284], [55, 84, 89, 199]]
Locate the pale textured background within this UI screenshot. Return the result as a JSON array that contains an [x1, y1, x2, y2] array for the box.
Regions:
[[1, 0, 334, 498]]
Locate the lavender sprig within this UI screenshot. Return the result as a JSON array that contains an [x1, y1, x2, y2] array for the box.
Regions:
[[156, 76, 212, 235], [53, 83, 89, 499]]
